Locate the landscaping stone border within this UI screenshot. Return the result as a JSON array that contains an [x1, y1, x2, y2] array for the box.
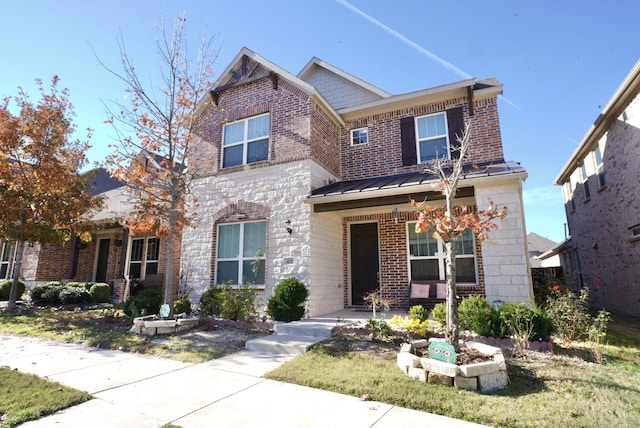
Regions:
[[130, 315, 200, 336], [397, 339, 509, 392]]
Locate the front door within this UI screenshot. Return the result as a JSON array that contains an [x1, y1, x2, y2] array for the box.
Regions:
[[350, 223, 380, 306], [95, 238, 110, 283]]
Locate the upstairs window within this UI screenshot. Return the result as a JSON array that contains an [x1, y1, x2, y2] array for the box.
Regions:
[[407, 223, 477, 283], [416, 112, 450, 162], [593, 146, 606, 188], [350, 127, 368, 146], [580, 164, 590, 200], [222, 114, 270, 168], [216, 221, 266, 286]]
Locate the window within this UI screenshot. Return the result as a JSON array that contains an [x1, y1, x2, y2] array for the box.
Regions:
[[222, 114, 270, 168], [630, 224, 640, 239], [593, 146, 606, 187], [580, 164, 590, 200], [216, 221, 266, 286], [350, 127, 368, 146], [128, 237, 160, 279], [407, 223, 477, 283], [1, 241, 13, 279], [416, 112, 449, 162]]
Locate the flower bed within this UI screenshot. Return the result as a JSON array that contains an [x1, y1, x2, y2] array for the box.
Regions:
[[397, 339, 509, 392], [130, 315, 199, 336]]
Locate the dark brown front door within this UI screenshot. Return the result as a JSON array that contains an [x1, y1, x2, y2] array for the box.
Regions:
[[350, 223, 380, 306], [95, 238, 110, 283]]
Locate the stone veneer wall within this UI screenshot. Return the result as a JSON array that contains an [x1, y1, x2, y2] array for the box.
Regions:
[[475, 179, 533, 304], [182, 159, 342, 316]]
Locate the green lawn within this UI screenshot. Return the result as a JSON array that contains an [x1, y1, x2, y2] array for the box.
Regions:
[[265, 315, 640, 428], [0, 367, 91, 428]]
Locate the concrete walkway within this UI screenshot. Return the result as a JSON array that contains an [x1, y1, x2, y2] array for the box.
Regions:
[[0, 330, 488, 427]]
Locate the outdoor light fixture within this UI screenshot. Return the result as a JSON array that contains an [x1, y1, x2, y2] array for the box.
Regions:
[[284, 219, 293, 235], [392, 208, 399, 224]]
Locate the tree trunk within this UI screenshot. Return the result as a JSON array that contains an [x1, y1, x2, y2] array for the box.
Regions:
[[163, 195, 179, 317], [444, 240, 459, 349], [7, 240, 25, 310]]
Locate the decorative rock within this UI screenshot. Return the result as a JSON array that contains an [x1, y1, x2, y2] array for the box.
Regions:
[[411, 339, 429, 349], [420, 358, 459, 377], [156, 327, 176, 334], [454, 376, 478, 391], [458, 361, 501, 378], [407, 367, 428, 382], [465, 341, 501, 356], [397, 352, 421, 372], [400, 343, 413, 353], [428, 372, 453, 386], [428, 341, 457, 363], [478, 371, 509, 392], [493, 352, 507, 371]]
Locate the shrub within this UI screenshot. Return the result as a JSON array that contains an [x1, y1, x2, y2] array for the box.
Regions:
[[199, 283, 257, 321], [124, 288, 162, 317], [532, 306, 554, 340], [0, 279, 26, 301], [199, 287, 224, 317], [408, 305, 428, 323], [389, 315, 431, 339], [58, 286, 92, 305], [30, 282, 64, 305], [267, 278, 309, 322], [174, 294, 192, 315], [365, 317, 392, 339], [458, 295, 499, 337], [431, 303, 446, 330], [89, 283, 111, 303], [66, 281, 92, 291], [546, 286, 592, 342]]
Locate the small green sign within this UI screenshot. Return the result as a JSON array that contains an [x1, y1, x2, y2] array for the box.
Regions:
[[428, 341, 457, 364], [159, 304, 170, 318]]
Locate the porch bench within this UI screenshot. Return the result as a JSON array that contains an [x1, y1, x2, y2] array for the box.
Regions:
[[142, 273, 164, 293], [408, 281, 446, 311]]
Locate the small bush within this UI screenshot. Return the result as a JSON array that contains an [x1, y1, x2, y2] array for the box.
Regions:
[[365, 317, 392, 339], [431, 303, 446, 330], [408, 305, 428, 323], [546, 286, 592, 342], [89, 283, 111, 303], [389, 314, 431, 339], [30, 283, 64, 305], [0, 279, 26, 301], [458, 296, 499, 337], [66, 281, 92, 291], [124, 288, 163, 317], [58, 286, 92, 305], [199, 287, 224, 317], [267, 278, 309, 322], [174, 294, 192, 315]]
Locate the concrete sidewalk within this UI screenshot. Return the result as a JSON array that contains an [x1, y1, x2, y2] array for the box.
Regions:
[[0, 334, 488, 427]]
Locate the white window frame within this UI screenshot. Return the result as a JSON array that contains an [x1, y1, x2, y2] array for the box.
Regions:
[[126, 237, 160, 280], [215, 220, 266, 287], [221, 113, 270, 168], [1, 241, 15, 279], [350, 127, 369, 146], [407, 222, 477, 283], [593, 146, 606, 188], [415, 112, 450, 163], [580, 163, 590, 200], [630, 224, 640, 240]]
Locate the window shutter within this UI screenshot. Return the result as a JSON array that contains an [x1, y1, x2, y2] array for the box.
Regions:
[[447, 107, 464, 159], [400, 116, 417, 166]]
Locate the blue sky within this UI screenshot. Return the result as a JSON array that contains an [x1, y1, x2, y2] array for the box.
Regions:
[[2, 1, 638, 243]]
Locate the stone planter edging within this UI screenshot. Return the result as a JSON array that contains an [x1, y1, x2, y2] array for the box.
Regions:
[[397, 339, 509, 392]]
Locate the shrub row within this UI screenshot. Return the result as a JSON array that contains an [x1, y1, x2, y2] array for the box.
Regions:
[[30, 281, 112, 305]]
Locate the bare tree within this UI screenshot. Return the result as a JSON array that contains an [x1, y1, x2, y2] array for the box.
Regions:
[[411, 122, 508, 347], [98, 15, 218, 313]]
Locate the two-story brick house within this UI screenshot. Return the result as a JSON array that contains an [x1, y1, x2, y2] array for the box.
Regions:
[[554, 59, 640, 316], [183, 47, 532, 316]]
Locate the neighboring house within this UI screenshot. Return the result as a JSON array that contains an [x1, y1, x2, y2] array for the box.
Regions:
[[183, 47, 532, 316], [527, 232, 560, 269], [2, 168, 176, 301], [554, 58, 640, 316]]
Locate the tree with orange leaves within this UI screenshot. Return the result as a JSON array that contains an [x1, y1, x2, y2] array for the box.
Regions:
[[0, 76, 102, 310], [98, 16, 218, 312], [411, 122, 508, 347]]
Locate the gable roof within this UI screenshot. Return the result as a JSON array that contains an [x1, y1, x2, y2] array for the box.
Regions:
[[555, 58, 640, 184]]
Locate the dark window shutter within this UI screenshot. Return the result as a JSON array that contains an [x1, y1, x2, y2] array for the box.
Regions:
[[400, 116, 417, 166], [447, 107, 464, 159]]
